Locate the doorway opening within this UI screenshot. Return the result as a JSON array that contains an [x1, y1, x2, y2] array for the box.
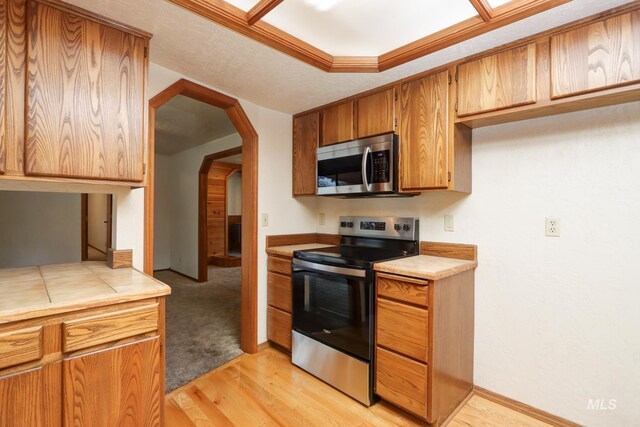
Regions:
[[81, 194, 113, 261], [145, 79, 258, 392]]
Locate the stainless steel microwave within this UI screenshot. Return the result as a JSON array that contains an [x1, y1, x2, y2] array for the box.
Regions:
[[317, 133, 399, 197]]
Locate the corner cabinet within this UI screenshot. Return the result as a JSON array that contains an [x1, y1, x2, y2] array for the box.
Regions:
[[399, 70, 471, 193], [24, 0, 149, 182], [292, 112, 318, 196]]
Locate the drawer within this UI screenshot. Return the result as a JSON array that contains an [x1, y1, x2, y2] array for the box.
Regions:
[[267, 256, 291, 276], [377, 298, 428, 362], [0, 326, 43, 370], [376, 346, 427, 419], [377, 273, 428, 307], [267, 272, 292, 312], [63, 303, 159, 353], [267, 306, 291, 351]]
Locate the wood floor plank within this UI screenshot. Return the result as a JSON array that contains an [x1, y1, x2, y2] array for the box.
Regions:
[[166, 347, 554, 427]]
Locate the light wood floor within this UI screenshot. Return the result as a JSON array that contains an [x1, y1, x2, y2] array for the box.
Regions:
[[166, 347, 553, 426]]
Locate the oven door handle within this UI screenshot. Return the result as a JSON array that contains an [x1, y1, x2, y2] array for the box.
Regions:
[[292, 259, 367, 278], [361, 146, 372, 192]]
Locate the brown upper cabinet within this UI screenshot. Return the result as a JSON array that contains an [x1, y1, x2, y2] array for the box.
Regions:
[[456, 43, 537, 117], [24, 0, 149, 182], [320, 101, 354, 147], [356, 88, 396, 138], [292, 112, 319, 196], [551, 10, 640, 99], [400, 70, 471, 193]]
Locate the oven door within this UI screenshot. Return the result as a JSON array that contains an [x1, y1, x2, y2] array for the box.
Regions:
[[292, 259, 373, 362]]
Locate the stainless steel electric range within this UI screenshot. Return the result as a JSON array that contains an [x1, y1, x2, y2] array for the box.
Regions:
[[291, 216, 419, 406]]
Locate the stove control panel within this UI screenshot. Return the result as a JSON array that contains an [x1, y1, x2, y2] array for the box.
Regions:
[[339, 216, 419, 241]]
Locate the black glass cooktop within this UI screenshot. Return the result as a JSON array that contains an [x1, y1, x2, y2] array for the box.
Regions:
[[294, 241, 417, 270]]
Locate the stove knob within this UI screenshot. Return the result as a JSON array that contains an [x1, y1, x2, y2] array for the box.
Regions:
[[402, 224, 410, 232], [340, 221, 347, 227], [347, 222, 354, 228], [394, 224, 401, 231]]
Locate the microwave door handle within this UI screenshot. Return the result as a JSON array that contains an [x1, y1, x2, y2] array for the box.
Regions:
[[361, 146, 372, 192]]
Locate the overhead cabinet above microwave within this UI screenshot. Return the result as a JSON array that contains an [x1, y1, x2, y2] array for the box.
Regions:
[[0, 0, 151, 186]]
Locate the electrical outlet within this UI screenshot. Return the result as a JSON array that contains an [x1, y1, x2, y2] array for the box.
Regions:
[[444, 215, 454, 232], [545, 217, 560, 237], [319, 213, 325, 225], [261, 213, 269, 227]]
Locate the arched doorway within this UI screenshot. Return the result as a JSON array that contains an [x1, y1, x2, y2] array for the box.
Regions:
[[144, 79, 258, 354]]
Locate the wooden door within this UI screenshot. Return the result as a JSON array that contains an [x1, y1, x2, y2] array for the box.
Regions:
[[292, 112, 319, 196], [551, 10, 640, 99], [25, 1, 147, 182], [0, 363, 61, 427], [207, 162, 239, 258], [62, 338, 161, 427], [321, 101, 354, 146], [456, 43, 537, 117], [399, 71, 449, 191], [356, 88, 396, 138]]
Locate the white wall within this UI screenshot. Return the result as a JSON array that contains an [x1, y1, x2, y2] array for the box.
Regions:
[[0, 191, 82, 267], [316, 102, 640, 427], [168, 133, 242, 277], [146, 63, 318, 343], [154, 153, 172, 270], [87, 194, 108, 252], [227, 172, 242, 216]]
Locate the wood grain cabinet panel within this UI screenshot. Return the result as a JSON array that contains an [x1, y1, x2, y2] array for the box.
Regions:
[[292, 112, 318, 196], [267, 256, 291, 276], [377, 298, 428, 362], [375, 346, 427, 419], [0, 0, 5, 174], [267, 306, 291, 351], [377, 274, 428, 307], [457, 43, 537, 117], [356, 88, 396, 138], [62, 304, 159, 353], [0, 362, 61, 427], [267, 272, 292, 313], [0, 326, 43, 370], [399, 71, 450, 191], [25, 1, 147, 182], [551, 10, 640, 99], [321, 101, 354, 146], [62, 337, 162, 427]]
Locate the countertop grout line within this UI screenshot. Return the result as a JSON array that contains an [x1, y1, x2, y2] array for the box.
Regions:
[[37, 266, 53, 304]]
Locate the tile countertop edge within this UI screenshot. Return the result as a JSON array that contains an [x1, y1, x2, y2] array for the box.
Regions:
[[266, 243, 335, 257], [0, 265, 171, 325], [374, 255, 478, 281]]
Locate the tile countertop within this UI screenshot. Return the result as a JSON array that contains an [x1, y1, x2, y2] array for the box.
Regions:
[[375, 255, 478, 281], [0, 261, 171, 324], [266, 243, 335, 257]]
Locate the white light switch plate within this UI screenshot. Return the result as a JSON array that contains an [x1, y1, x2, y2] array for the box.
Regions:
[[444, 215, 454, 232], [261, 213, 269, 227]]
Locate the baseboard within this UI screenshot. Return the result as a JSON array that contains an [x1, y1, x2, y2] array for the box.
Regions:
[[257, 341, 272, 352], [153, 268, 199, 282], [87, 244, 107, 255], [473, 386, 582, 427]]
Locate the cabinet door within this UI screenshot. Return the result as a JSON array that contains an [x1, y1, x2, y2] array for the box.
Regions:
[[356, 88, 395, 138], [457, 43, 537, 116], [25, 2, 147, 182], [63, 338, 161, 427], [321, 101, 354, 146], [551, 10, 640, 99], [0, 363, 61, 427], [292, 112, 318, 196], [399, 71, 449, 191], [267, 306, 291, 351]]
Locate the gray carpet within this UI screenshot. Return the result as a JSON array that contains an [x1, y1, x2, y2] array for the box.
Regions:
[[155, 266, 243, 393]]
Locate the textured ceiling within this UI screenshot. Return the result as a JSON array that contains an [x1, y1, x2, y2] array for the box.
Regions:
[[66, 0, 630, 114], [154, 95, 236, 155]]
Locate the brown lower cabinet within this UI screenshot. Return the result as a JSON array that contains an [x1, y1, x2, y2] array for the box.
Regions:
[[267, 255, 293, 351], [0, 298, 164, 427], [375, 270, 474, 425]]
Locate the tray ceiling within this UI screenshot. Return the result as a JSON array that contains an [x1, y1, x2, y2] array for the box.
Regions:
[[168, 0, 572, 72]]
